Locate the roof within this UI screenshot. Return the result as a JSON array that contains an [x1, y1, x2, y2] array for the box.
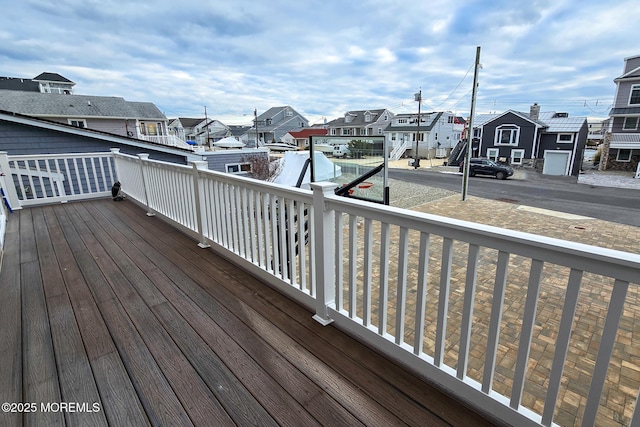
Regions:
[[326, 109, 389, 127], [287, 128, 328, 138], [172, 117, 205, 128], [0, 90, 166, 120], [0, 109, 197, 158], [475, 110, 586, 132], [0, 77, 40, 92], [610, 106, 640, 116], [384, 112, 443, 132], [32, 72, 75, 84]]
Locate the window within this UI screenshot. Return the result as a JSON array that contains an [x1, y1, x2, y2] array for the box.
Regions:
[[616, 149, 632, 162], [511, 149, 525, 165], [623, 117, 639, 130], [557, 133, 574, 143], [225, 163, 252, 174], [487, 148, 499, 161], [68, 119, 86, 128], [495, 125, 519, 145], [630, 84, 640, 105]]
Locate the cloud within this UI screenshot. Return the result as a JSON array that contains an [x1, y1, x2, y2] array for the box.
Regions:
[[1, 0, 637, 124]]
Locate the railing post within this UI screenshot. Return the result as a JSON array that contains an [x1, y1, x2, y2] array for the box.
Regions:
[[191, 161, 210, 248], [310, 182, 336, 326], [0, 151, 22, 211], [137, 153, 155, 216]]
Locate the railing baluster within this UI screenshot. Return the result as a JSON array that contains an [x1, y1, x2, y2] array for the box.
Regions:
[[458, 243, 480, 380], [511, 259, 544, 409], [335, 212, 344, 312], [582, 279, 629, 426], [363, 218, 373, 327], [270, 195, 279, 275], [378, 222, 390, 336], [348, 214, 358, 318], [297, 201, 306, 291], [278, 197, 289, 282], [395, 227, 409, 345], [482, 250, 510, 394], [542, 268, 583, 427], [413, 232, 430, 355], [263, 193, 272, 273], [287, 199, 297, 286], [255, 191, 265, 267], [435, 237, 454, 367]]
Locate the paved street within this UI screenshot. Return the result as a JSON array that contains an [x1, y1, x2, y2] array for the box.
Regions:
[[387, 160, 640, 227]]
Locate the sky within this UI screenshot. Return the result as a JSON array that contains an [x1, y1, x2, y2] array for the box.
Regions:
[[1, 0, 639, 126]]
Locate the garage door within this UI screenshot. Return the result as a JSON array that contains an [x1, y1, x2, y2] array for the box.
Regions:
[[543, 151, 571, 175]]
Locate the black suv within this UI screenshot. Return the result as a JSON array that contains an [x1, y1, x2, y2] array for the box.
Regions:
[[459, 158, 514, 180]]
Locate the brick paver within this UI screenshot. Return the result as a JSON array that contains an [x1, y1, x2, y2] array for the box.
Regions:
[[339, 188, 639, 427]]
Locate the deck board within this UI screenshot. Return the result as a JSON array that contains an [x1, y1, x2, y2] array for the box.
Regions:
[[0, 199, 500, 427]]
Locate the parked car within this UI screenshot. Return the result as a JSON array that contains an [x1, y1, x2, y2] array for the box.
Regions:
[[459, 158, 514, 180]]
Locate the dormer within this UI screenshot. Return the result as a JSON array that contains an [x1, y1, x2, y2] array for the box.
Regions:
[[344, 112, 357, 123], [32, 72, 75, 95], [364, 111, 377, 122]]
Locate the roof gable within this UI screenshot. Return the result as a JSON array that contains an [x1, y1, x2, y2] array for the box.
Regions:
[[32, 72, 75, 84]]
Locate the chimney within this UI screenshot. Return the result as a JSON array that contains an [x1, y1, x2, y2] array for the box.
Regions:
[[530, 103, 540, 121]]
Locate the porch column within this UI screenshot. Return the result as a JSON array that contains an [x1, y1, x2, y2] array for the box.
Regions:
[[137, 154, 155, 216], [190, 161, 211, 248], [310, 182, 336, 325]]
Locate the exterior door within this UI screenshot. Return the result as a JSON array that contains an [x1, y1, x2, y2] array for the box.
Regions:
[[543, 151, 571, 175]]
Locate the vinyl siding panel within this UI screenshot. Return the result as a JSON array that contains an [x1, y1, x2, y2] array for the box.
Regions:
[[0, 120, 187, 164]]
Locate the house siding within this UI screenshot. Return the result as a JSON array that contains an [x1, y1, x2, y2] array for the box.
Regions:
[[479, 112, 537, 159], [0, 120, 187, 164]]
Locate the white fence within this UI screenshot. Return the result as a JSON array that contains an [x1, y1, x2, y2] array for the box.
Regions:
[[0, 151, 117, 209], [2, 149, 640, 427]]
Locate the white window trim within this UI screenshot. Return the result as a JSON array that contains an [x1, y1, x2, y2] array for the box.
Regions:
[[556, 133, 574, 144], [494, 125, 520, 145], [487, 148, 499, 161], [68, 119, 87, 128], [225, 162, 252, 174], [623, 116, 639, 130], [511, 149, 525, 165], [616, 149, 632, 162], [629, 84, 640, 106]]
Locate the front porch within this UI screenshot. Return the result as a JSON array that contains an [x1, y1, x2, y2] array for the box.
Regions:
[[0, 199, 495, 426]]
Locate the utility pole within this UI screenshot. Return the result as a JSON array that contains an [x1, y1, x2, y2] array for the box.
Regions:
[[254, 108, 259, 149], [462, 46, 481, 201], [413, 89, 422, 169]]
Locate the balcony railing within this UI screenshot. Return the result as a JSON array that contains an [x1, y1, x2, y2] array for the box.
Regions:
[[1, 149, 640, 427], [137, 134, 196, 150]]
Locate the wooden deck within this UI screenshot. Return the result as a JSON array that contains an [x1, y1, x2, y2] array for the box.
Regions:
[[0, 199, 500, 427]]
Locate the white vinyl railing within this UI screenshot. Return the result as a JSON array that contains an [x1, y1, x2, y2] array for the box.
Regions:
[[2, 149, 640, 427], [137, 134, 196, 150], [389, 140, 408, 161], [0, 151, 117, 208]]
